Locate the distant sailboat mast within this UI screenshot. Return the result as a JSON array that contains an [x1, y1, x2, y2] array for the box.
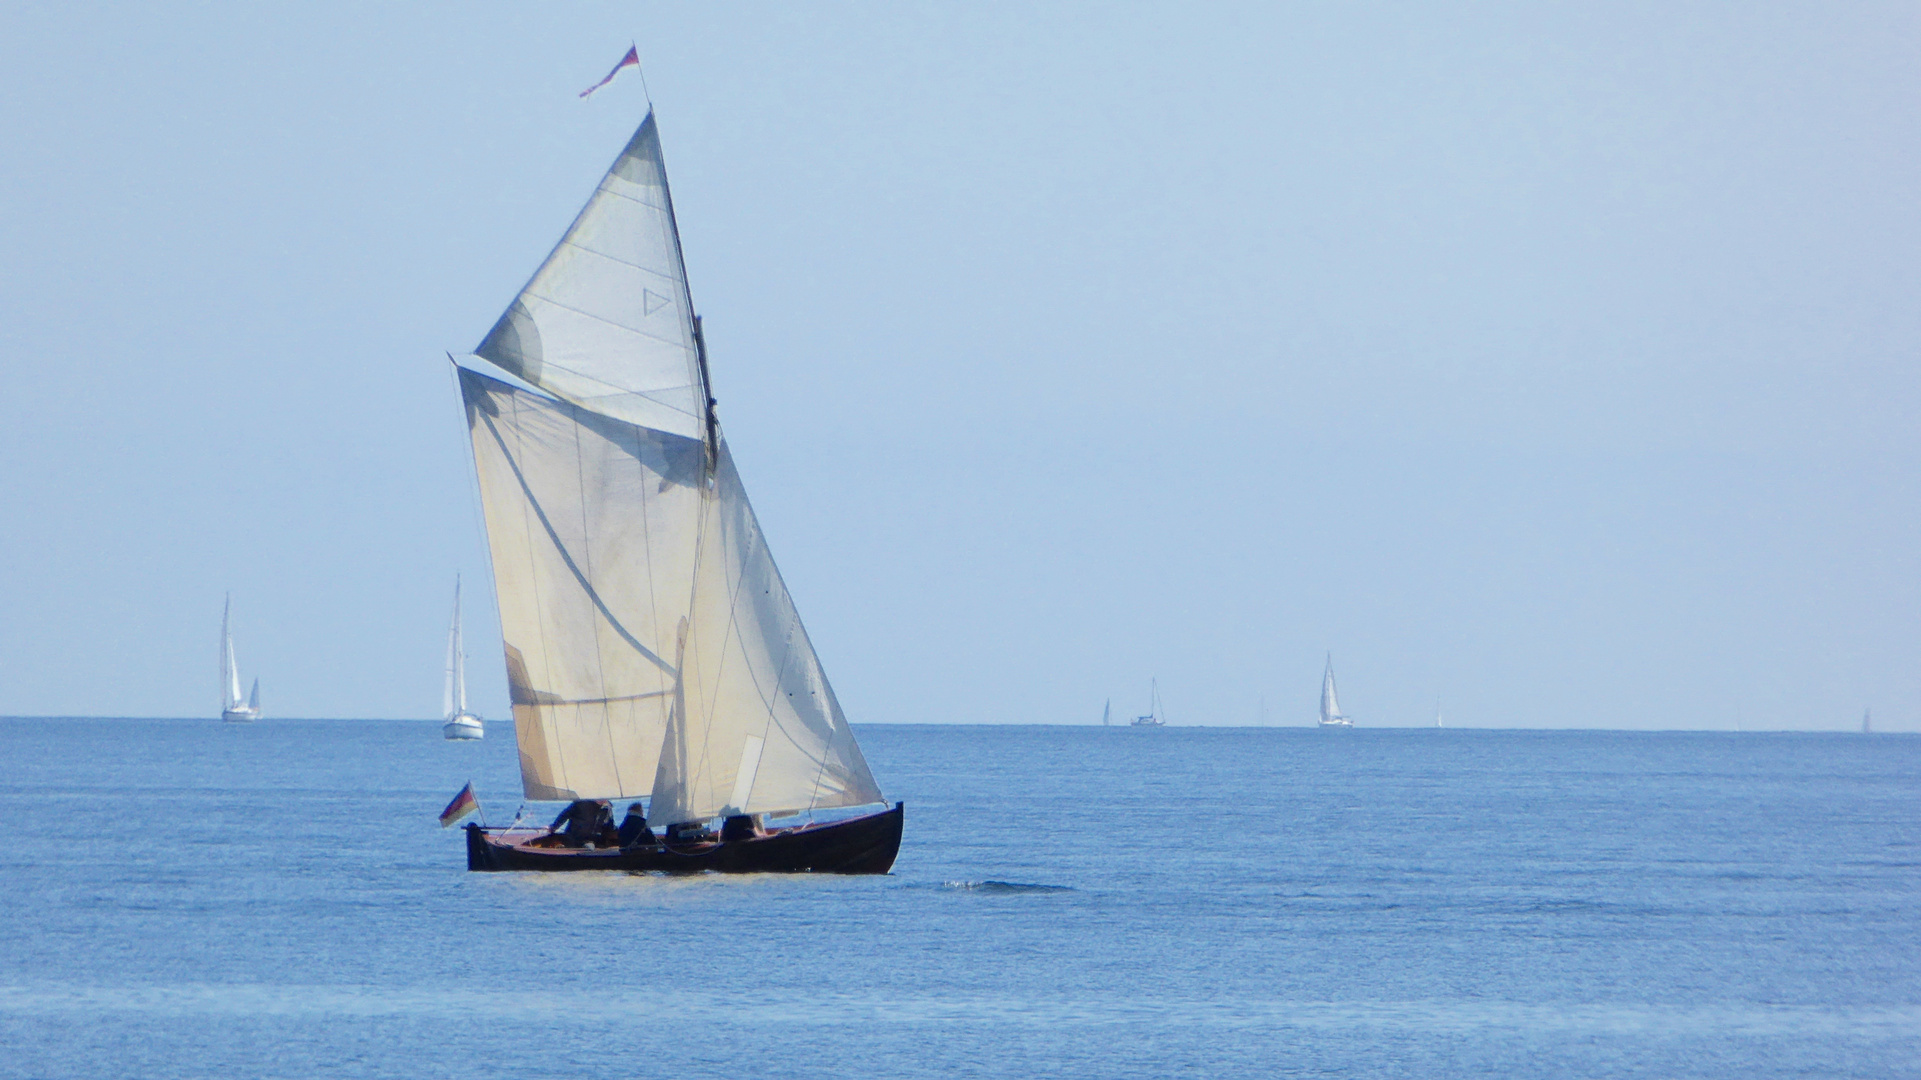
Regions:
[[445, 576, 467, 719], [1132, 679, 1166, 726], [1862, 708, 1872, 734]]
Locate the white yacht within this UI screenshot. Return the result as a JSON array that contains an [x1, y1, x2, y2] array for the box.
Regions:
[[443, 576, 483, 739], [1317, 655, 1352, 728], [220, 595, 262, 722], [1132, 680, 1167, 726]]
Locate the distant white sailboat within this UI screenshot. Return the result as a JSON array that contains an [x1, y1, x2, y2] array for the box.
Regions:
[[443, 576, 483, 740], [1132, 680, 1167, 726], [1318, 655, 1352, 728], [1435, 698, 1443, 729], [1102, 699, 1111, 727], [220, 595, 262, 722], [1862, 708, 1872, 735]]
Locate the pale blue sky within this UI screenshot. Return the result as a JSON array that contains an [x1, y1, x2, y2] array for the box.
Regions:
[[1, 3, 1915, 727]]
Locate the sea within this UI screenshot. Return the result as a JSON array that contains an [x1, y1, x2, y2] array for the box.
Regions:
[[0, 720, 1914, 1079]]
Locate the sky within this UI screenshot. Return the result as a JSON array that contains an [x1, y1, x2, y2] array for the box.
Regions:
[[1, 3, 1916, 728]]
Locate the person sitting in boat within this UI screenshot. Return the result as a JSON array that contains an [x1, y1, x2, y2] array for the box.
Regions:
[[616, 803, 656, 848], [720, 814, 761, 843], [548, 799, 614, 848]]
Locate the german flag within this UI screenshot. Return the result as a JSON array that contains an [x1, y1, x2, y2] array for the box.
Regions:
[[439, 782, 480, 827]]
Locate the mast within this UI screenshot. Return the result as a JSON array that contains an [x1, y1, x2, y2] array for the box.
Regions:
[[445, 576, 467, 719]]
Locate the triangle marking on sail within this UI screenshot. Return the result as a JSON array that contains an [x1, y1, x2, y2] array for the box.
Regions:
[[643, 289, 673, 316]]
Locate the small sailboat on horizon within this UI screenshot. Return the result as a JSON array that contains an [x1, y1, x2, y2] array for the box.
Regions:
[[1132, 680, 1167, 726], [220, 595, 262, 723], [443, 576, 483, 740], [1318, 655, 1352, 728]]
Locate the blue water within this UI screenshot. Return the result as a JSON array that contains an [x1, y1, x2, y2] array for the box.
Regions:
[[0, 720, 1914, 1078]]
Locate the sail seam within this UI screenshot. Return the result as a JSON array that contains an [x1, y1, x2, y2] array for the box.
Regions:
[[553, 235, 686, 288], [519, 290, 700, 359], [588, 183, 668, 215]]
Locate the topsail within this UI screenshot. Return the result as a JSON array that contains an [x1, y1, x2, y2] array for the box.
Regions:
[[458, 111, 883, 821]]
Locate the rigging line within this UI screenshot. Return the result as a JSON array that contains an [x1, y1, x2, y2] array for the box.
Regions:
[[634, 41, 653, 108], [478, 404, 677, 676], [570, 417, 624, 797]]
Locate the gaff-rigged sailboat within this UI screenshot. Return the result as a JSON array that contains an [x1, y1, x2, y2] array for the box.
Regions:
[[1318, 655, 1352, 728], [220, 595, 261, 723], [452, 108, 900, 874], [443, 576, 483, 740]]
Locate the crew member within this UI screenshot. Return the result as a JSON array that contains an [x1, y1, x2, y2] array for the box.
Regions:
[[617, 803, 656, 848], [549, 799, 613, 847]]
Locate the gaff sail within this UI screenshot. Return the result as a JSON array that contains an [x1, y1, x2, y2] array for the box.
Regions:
[[458, 111, 883, 819]]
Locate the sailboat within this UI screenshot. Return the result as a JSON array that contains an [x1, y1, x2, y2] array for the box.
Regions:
[[1102, 699, 1111, 726], [1435, 698, 1443, 729], [1317, 655, 1352, 728], [1132, 680, 1167, 726], [452, 106, 900, 874], [442, 576, 484, 740], [220, 595, 262, 723], [1862, 708, 1872, 734]]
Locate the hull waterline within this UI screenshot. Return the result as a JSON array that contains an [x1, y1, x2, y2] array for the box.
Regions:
[[443, 714, 484, 740], [465, 803, 903, 875]]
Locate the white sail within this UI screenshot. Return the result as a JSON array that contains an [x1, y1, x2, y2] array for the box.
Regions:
[[1319, 656, 1347, 725], [461, 365, 704, 800], [647, 439, 883, 824], [221, 597, 242, 710], [247, 678, 260, 712], [474, 113, 705, 439], [461, 110, 883, 817]]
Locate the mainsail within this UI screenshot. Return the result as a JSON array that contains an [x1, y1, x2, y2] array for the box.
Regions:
[[222, 596, 243, 711], [1319, 657, 1345, 725], [459, 111, 883, 820]]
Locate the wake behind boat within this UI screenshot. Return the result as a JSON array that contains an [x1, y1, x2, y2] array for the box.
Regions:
[[449, 101, 899, 875], [442, 576, 483, 740], [220, 595, 261, 723]]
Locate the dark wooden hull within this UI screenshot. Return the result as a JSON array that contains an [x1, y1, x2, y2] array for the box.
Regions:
[[465, 803, 903, 875]]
